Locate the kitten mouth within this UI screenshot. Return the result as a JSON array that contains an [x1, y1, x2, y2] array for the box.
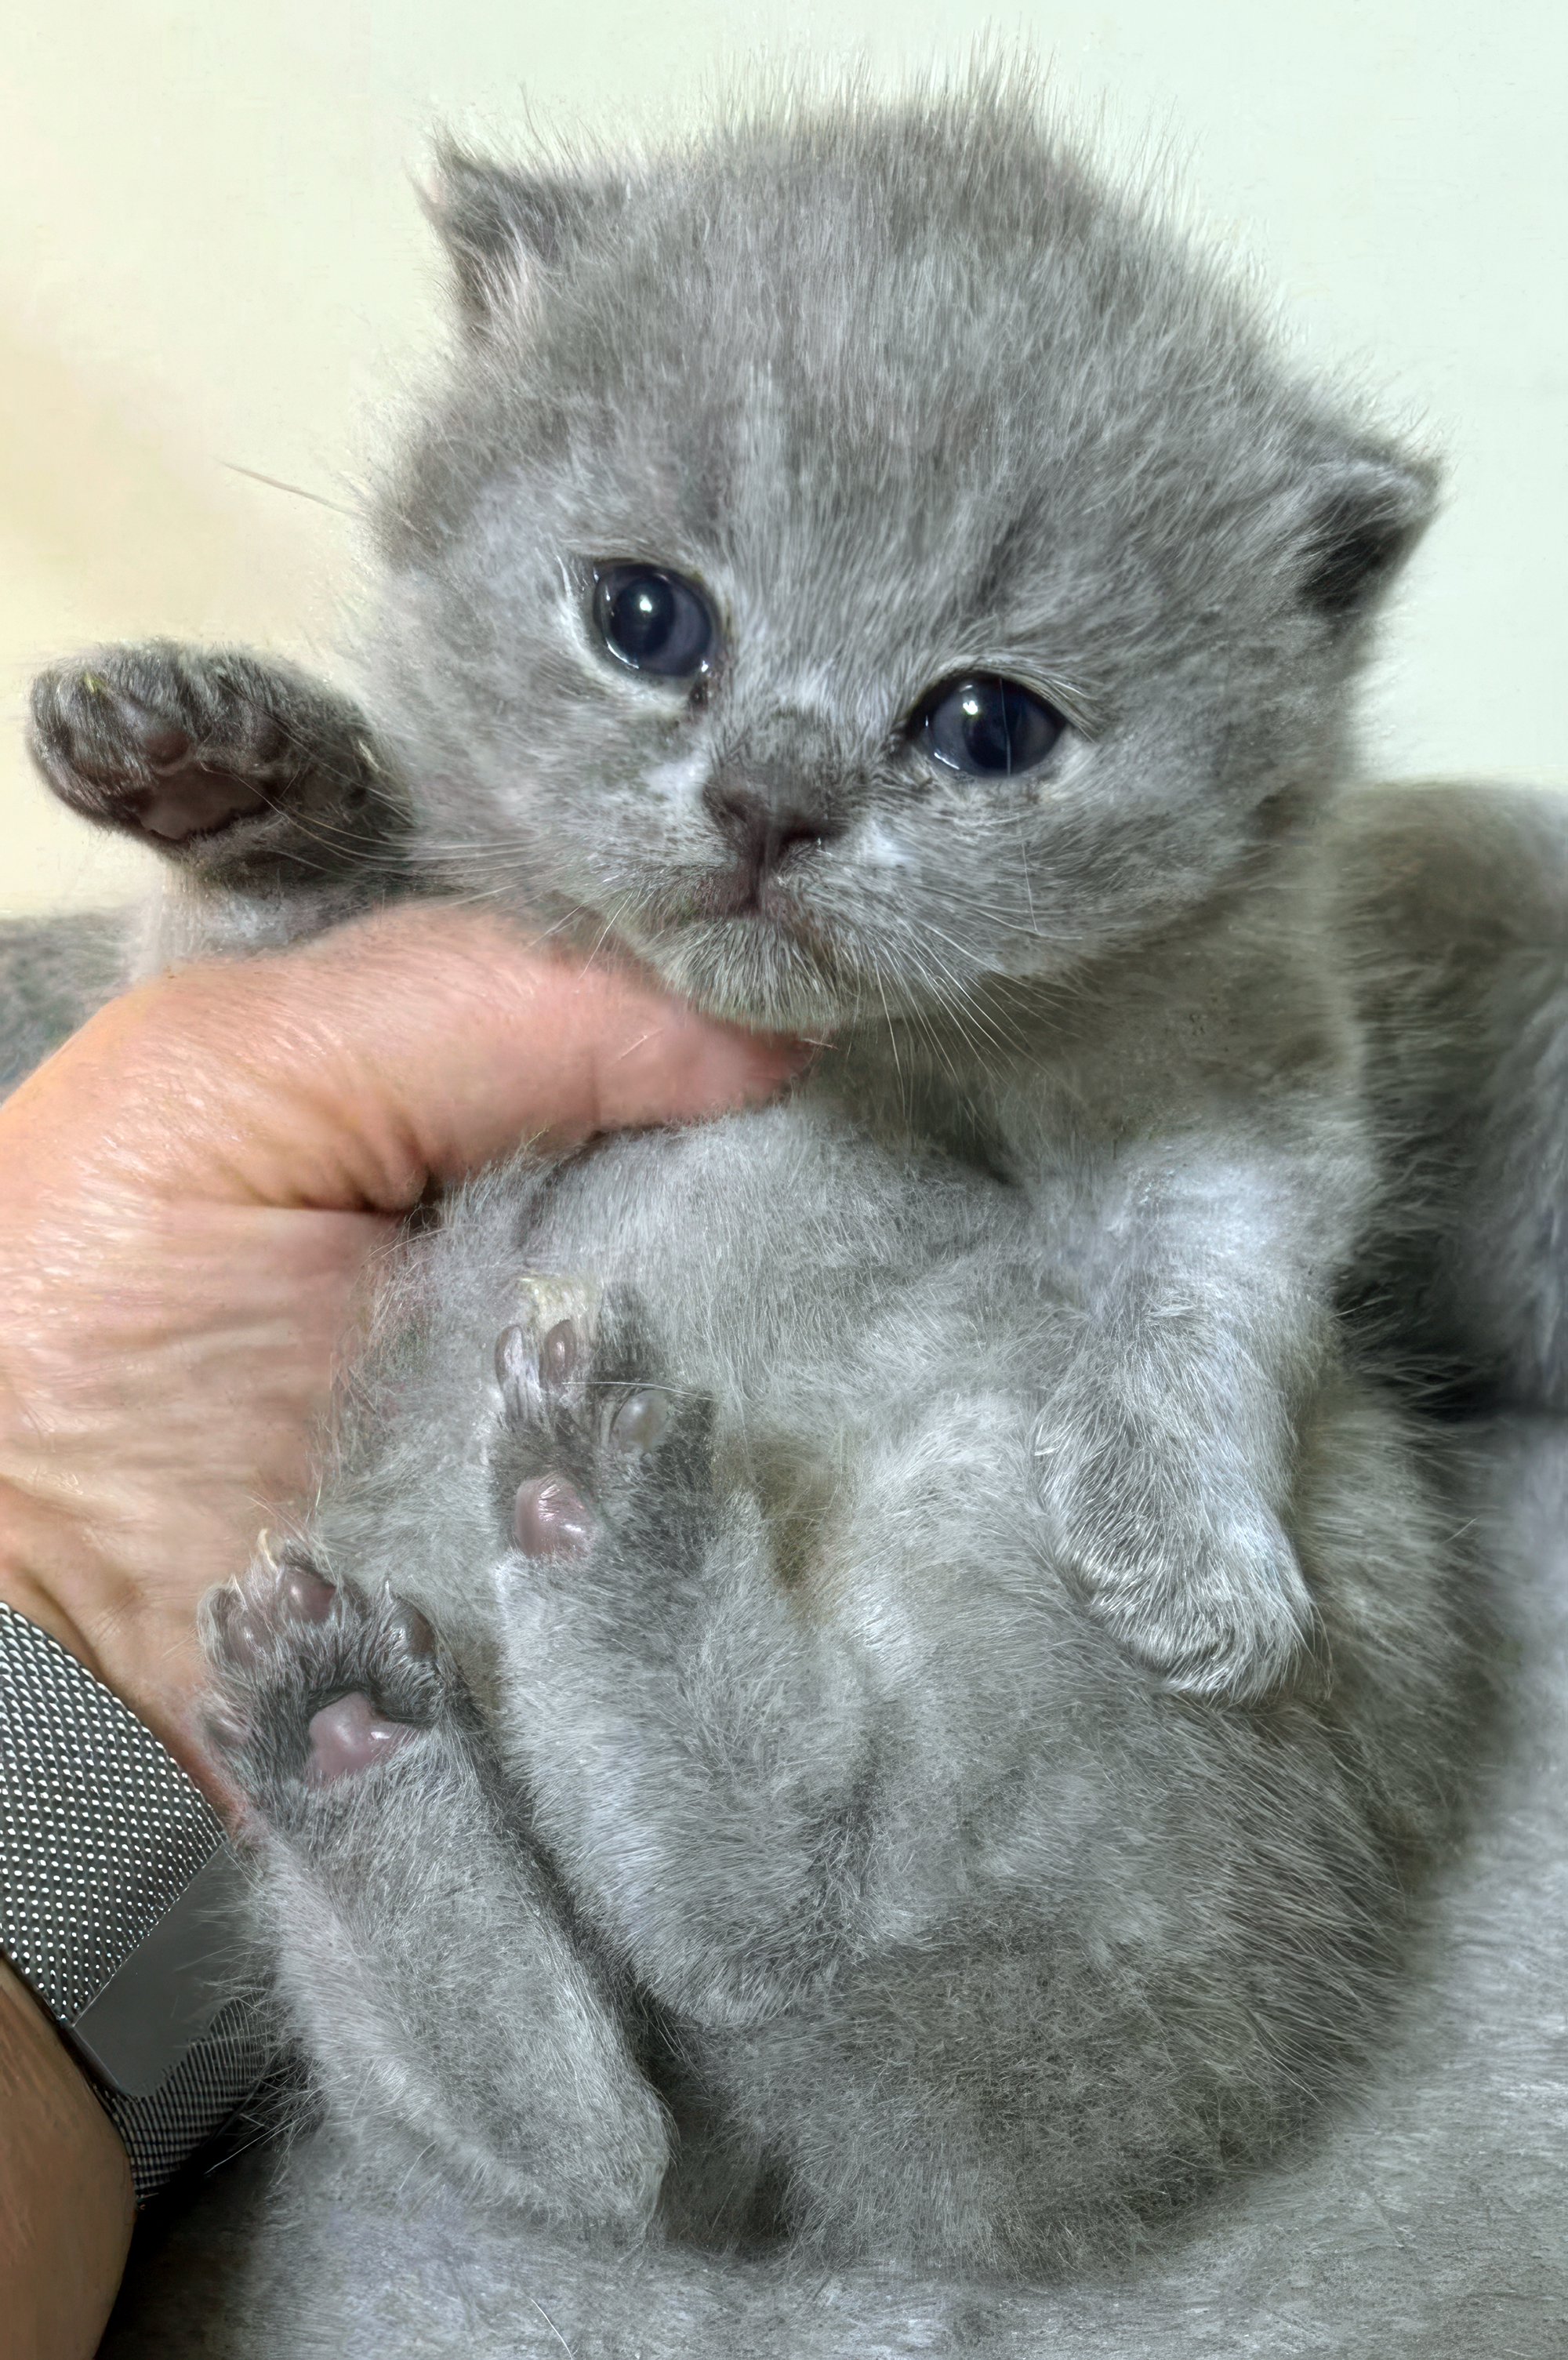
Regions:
[[690, 860, 821, 935], [622, 870, 866, 1029]]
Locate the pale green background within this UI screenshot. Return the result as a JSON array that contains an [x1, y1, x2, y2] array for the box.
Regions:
[[2, 1, 1563, 918]]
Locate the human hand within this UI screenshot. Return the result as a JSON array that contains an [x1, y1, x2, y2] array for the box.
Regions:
[[0, 905, 800, 1777], [0, 902, 797, 2358]]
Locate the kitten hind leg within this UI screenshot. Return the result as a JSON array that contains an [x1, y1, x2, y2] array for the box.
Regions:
[[201, 1538, 668, 2233], [488, 1278, 880, 2027], [29, 641, 409, 891]]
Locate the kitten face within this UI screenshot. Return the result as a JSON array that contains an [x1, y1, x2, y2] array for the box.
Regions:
[[362, 86, 1434, 1031]]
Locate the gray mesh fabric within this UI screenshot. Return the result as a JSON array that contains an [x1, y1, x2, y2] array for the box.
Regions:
[[0, 1600, 263, 2199]]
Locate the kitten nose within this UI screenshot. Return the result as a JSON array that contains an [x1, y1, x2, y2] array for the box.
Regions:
[[702, 773, 841, 873]]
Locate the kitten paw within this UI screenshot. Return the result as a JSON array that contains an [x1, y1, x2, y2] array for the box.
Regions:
[[201, 1538, 454, 1805], [492, 1279, 707, 1576], [28, 641, 394, 872], [201, 1530, 673, 2232], [1035, 1424, 1316, 1701]]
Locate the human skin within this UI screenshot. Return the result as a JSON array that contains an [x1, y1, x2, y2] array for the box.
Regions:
[[0, 905, 800, 2360]]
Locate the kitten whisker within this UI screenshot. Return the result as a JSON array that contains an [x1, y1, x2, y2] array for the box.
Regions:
[[221, 460, 366, 518]]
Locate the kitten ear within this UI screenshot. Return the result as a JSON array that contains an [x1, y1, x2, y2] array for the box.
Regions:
[[421, 142, 595, 328], [1295, 448, 1439, 631]]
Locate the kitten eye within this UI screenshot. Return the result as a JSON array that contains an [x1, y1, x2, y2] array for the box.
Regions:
[[592, 565, 715, 679], [913, 675, 1066, 778]]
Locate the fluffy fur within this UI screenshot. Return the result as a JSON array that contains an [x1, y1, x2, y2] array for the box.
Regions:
[[96, 1426, 1568, 2356], [8, 67, 1567, 2351]]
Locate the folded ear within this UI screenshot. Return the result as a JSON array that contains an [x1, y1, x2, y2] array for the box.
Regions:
[[1296, 447, 1440, 632], [420, 141, 597, 329]]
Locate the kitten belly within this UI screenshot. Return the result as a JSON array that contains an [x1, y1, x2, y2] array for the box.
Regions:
[[515, 1096, 1046, 1408]]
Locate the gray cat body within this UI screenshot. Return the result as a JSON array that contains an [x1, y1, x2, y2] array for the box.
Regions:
[[8, 71, 1567, 2350], [98, 1418, 1568, 2358]]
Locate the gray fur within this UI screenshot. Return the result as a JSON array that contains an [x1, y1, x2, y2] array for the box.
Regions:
[[0, 906, 131, 1092], [12, 65, 1568, 2348], [194, 1120, 1483, 2275], [1334, 782, 1568, 1408], [101, 1421, 1568, 2355]]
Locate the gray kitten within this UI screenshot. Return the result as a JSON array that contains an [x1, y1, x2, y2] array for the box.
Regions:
[[13, 71, 1567, 2329]]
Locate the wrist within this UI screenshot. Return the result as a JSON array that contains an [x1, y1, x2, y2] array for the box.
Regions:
[[0, 1509, 108, 1683], [0, 1497, 212, 1786], [0, 1953, 134, 2360], [1, 1598, 266, 2204]]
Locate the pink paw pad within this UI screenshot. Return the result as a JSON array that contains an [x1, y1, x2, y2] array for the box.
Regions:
[[541, 1319, 578, 1390], [513, 1474, 595, 1559], [608, 1388, 671, 1456], [307, 1692, 419, 1784], [218, 1552, 337, 1671]]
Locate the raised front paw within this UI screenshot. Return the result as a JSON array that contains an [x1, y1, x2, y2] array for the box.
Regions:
[[200, 1538, 462, 1819], [492, 1276, 713, 1587], [28, 641, 397, 875], [1034, 1403, 1316, 1701]]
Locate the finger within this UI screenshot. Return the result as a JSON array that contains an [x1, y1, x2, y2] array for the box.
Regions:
[[12, 907, 807, 1213]]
